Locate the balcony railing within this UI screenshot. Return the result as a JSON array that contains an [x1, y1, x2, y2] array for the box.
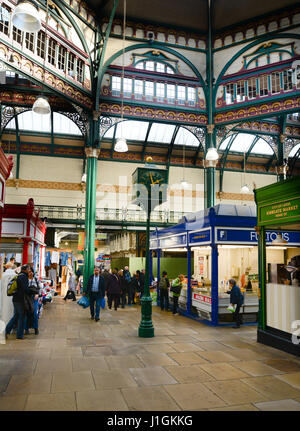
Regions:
[[37, 205, 189, 225]]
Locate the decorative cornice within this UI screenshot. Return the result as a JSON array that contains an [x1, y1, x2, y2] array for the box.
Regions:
[[85, 148, 100, 158]]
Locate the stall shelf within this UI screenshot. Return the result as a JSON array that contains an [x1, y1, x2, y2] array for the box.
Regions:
[[150, 204, 300, 326], [254, 177, 300, 356]]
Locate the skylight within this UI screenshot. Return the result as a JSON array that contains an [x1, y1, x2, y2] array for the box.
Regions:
[[250, 138, 274, 155], [174, 127, 199, 147], [219, 133, 275, 156], [289, 143, 300, 158], [148, 123, 176, 143]]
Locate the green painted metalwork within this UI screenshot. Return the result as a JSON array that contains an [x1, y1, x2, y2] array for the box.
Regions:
[[141, 122, 153, 159], [50, 0, 96, 30], [245, 136, 259, 162], [258, 226, 266, 330], [15, 110, 20, 179], [95, 0, 119, 111], [167, 125, 180, 171], [219, 133, 237, 193]]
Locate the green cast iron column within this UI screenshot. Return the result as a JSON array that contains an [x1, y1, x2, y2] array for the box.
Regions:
[[138, 196, 154, 338], [83, 147, 100, 291], [277, 134, 285, 182]]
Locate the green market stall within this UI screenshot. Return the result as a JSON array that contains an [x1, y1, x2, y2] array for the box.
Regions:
[[254, 177, 300, 356]]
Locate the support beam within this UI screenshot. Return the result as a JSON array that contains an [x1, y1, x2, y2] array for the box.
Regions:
[[245, 136, 259, 163], [50, 111, 54, 154], [167, 125, 180, 171], [14, 110, 21, 180], [110, 123, 117, 158], [142, 122, 153, 160]]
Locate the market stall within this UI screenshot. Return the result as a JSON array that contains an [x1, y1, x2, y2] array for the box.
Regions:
[[1, 198, 47, 276], [255, 177, 300, 356], [150, 204, 300, 326]]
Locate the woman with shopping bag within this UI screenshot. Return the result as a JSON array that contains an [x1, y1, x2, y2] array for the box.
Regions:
[[226, 279, 244, 328]]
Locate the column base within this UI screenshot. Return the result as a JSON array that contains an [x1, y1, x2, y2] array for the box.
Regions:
[[138, 296, 154, 338]]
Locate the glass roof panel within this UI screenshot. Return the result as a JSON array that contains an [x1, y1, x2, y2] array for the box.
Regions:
[[230, 133, 255, 152], [289, 143, 300, 158], [53, 113, 82, 135], [174, 127, 199, 147], [6, 110, 51, 133], [219, 134, 236, 150], [115, 120, 149, 141], [148, 122, 176, 143], [250, 138, 274, 155]]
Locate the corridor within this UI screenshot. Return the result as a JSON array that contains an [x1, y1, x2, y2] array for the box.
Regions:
[[1, 298, 300, 411]]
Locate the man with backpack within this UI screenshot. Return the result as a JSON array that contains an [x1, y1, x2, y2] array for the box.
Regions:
[[159, 271, 170, 311], [5, 264, 31, 340], [123, 266, 133, 304]]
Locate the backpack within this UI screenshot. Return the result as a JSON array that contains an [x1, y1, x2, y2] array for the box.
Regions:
[[159, 278, 167, 290], [7, 275, 18, 296], [124, 271, 131, 284]]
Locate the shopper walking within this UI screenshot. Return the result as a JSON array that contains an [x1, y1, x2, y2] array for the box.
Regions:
[[86, 267, 105, 321], [123, 266, 132, 304], [5, 264, 31, 340], [106, 268, 121, 310], [63, 271, 77, 301], [159, 271, 170, 311], [118, 269, 127, 308], [171, 274, 185, 315], [24, 267, 41, 335], [227, 278, 244, 328]]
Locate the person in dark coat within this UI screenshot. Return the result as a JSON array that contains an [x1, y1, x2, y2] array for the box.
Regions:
[[5, 264, 32, 339], [227, 278, 244, 328], [130, 271, 141, 304], [86, 266, 106, 321], [158, 271, 170, 311], [24, 267, 41, 335], [123, 266, 132, 304], [106, 268, 121, 310], [139, 269, 145, 296], [118, 269, 127, 308]]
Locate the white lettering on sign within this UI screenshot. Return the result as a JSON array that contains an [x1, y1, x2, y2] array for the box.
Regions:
[[250, 231, 257, 241], [193, 293, 212, 304]]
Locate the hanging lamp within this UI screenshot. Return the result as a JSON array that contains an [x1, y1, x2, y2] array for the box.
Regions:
[[12, 1, 41, 32], [241, 151, 249, 193], [32, 0, 51, 115], [114, 0, 128, 153]]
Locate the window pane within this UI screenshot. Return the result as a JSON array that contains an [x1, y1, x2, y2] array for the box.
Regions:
[[148, 123, 176, 143], [145, 61, 154, 71], [289, 143, 300, 158], [177, 85, 186, 105], [248, 78, 257, 99], [58, 46, 66, 70], [236, 81, 245, 102], [37, 31, 46, 58], [156, 62, 165, 73], [225, 83, 234, 104], [271, 72, 281, 94], [156, 83, 165, 101], [53, 112, 82, 135], [166, 66, 174, 74], [187, 87, 196, 106], [145, 81, 154, 100], [0, 5, 10, 36], [259, 75, 268, 96], [136, 62, 144, 70], [123, 78, 132, 97], [230, 133, 255, 152], [134, 79, 143, 99], [77, 59, 84, 83], [48, 38, 56, 66], [174, 127, 199, 147], [115, 120, 149, 141], [68, 52, 75, 76], [167, 84, 175, 103], [25, 33, 34, 52], [12, 26, 22, 44], [283, 69, 293, 91], [251, 138, 274, 155], [112, 76, 121, 96]]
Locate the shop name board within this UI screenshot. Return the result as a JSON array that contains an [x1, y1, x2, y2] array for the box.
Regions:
[[259, 197, 300, 224], [189, 229, 211, 245], [159, 233, 187, 249], [193, 293, 212, 304], [216, 228, 300, 245]]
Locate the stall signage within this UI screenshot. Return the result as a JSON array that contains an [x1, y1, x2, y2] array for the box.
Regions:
[[216, 228, 300, 245], [193, 293, 212, 304], [159, 233, 187, 249], [189, 229, 211, 245], [259, 197, 300, 224]]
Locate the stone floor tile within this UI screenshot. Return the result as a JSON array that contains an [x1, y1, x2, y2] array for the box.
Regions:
[[92, 369, 137, 389], [196, 350, 240, 363], [0, 394, 28, 411], [106, 355, 145, 369], [129, 366, 177, 386], [71, 357, 109, 372], [51, 370, 95, 393], [121, 386, 180, 411], [66, 338, 95, 347], [167, 352, 209, 365], [25, 392, 76, 411], [203, 380, 267, 404], [0, 358, 37, 375], [164, 365, 215, 384], [5, 373, 52, 395], [275, 372, 300, 390], [143, 344, 177, 354], [163, 382, 226, 410], [171, 327, 199, 335], [110, 345, 148, 356], [263, 359, 300, 373], [199, 362, 250, 380], [50, 347, 83, 359], [171, 343, 204, 352], [219, 340, 255, 349], [254, 399, 300, 411], [82, 346, 114, 357], [233, 360, 283, 377], [76, 389, 129, 411], [137, 353, 178, 367], [241, 376, 300, 400], [195, 341, 235, 352], [0, 375, 11, 393], [166, 335, 198, 343], [221, 348, 268, 361], [35, 357, 72, 374], [209, 404, 259, 411]]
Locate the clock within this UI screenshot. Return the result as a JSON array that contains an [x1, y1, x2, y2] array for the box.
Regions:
[[132, 165, 169, 211]]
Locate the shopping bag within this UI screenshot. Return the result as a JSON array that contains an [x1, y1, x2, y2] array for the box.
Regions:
[[100, 297, 106, 309], [227, 303, 236, 313], [77, 296, 90, 308]]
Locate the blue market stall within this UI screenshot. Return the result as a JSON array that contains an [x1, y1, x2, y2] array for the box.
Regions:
[[150, 204, 300, 326]]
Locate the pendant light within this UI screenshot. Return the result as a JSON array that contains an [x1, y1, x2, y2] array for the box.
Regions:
[[81, 173, 87, 183], [32, 0, 50, 115], [12, 0, 41, 33], [205, 147, 219, 161], [241, 151, 249, 193], [114, 0, 128, 153], [180, 136, 188, 188]]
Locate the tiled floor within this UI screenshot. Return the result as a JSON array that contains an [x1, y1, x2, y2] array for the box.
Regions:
[[1, 297, 300, 411]]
